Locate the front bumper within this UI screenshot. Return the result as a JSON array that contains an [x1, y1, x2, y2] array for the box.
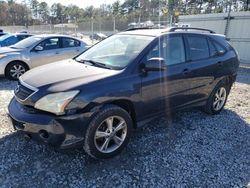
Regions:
[[8, 98, 93, 149]]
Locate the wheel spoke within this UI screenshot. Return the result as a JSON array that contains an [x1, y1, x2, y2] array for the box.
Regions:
[[113, 136, 123, 145], [114, 121, 125, 132], [215, 92, 220, 99], [213, 100, 218, 108], [215, 101, 220, 110], [219, 88, 224, 97], [106, 117, 114, 131], [12, 72, 17, 78], [100, 138, 110, 151], [95, 131, 109, 139]]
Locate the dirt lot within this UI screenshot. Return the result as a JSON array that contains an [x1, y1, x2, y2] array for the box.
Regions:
[[0, 67, 250, 187]]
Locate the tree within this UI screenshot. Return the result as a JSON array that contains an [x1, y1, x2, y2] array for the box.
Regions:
[[39, 2, 49, 23]]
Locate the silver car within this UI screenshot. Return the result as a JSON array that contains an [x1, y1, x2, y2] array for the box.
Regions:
[[0, 34, 88, 80]]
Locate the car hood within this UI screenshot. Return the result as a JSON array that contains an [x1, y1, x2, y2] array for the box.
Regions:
[[21, 59, 120, 92], [0, 47, 23, 54]]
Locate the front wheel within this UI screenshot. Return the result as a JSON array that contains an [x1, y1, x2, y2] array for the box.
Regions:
[[83, 105, 133, 159], [203, 81, 229, 115]]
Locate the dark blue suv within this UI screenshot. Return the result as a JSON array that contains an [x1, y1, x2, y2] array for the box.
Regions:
[[8, 28, 239, 159]]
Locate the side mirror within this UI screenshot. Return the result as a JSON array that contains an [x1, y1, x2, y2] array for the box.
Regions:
[[34, 46, 43, 51], [144, 57, 166, 72]]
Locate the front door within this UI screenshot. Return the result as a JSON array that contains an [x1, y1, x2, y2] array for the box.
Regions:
[[140, 34, 194, 117], [30, 37, 63, 68]]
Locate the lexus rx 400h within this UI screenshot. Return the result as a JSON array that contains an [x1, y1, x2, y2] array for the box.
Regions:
[[8, 28, 239, 159]]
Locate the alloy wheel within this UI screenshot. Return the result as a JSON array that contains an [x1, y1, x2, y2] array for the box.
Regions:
[[94, 116, 127, 153], [213, 87, 227, 111], [10, 64, 26, 79]]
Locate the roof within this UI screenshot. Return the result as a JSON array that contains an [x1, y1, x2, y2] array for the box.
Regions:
[[35, 34, 78, 39]]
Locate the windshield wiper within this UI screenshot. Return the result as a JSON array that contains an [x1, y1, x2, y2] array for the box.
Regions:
[[76, 59, 112, 70], [10, 46, 22, 49]]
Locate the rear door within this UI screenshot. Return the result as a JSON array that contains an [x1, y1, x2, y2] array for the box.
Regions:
[[183, 33, 220, 102], [30, 37, 63, 68], [60, 37, 83, 59]]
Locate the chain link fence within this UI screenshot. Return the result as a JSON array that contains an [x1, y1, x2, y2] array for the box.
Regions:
[[0, 16, 169, 36]]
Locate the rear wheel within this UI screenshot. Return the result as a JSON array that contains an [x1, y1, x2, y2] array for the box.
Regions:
[[6, 61, 28, 80], [84, 105, 133, 159], [203, 81, 229, 115]]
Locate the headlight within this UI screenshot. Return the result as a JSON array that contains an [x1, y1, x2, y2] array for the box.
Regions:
[[0, 54, 7, 59], [34, 90, 79, 115]]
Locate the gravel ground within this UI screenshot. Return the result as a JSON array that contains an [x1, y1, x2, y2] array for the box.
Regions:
[[0, 67, 250, 187]]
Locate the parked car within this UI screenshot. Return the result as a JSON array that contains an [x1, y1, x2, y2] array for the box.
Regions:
[[0, 29, 7, 37], [0, 34, 88, 80], [89, 33, 107, 41], [0, 33, 32, 47], [8, 27, 239, 159]]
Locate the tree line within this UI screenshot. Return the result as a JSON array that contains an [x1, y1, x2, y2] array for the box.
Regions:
[[0, 0, 250, 26]]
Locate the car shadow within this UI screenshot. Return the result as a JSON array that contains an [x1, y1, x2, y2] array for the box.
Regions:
[[0, 78, 17, 91], [237, 67, 250, 85], [0, 109, 249, 187]]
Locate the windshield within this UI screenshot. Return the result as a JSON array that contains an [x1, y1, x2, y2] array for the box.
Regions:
[[76, 34, 154, 69], [11, 36, 42, 49]]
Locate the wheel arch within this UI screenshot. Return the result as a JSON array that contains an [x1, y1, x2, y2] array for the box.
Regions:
[[98, 99, 137, 129]]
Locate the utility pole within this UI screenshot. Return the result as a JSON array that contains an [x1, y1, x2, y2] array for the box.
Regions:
[[224, 0, 233, 37]]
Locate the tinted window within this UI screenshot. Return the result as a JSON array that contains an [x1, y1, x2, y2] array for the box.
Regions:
[[187, 35, 209, 60], [17, 35, 30, 41], [62, 38, 80, 48], [146, 36, 185, 66], [5, 36, 17, 45], [38, 38, 60, 50], [208, 39, 217, 57], [213, 40, 226, 54]]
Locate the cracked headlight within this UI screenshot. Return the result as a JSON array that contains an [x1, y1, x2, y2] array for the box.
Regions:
[[34, 90, 79, 115]]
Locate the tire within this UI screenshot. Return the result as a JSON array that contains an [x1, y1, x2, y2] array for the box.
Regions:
[[84, 105, 133, 159], [5, 61, 28, 80], [203, 80, 229, 115]]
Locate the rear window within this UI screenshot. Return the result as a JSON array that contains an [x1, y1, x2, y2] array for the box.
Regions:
[[187, 35, 209, 61]]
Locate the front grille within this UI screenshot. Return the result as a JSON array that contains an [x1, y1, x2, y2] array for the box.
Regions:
[[15, 82, 36, 101]]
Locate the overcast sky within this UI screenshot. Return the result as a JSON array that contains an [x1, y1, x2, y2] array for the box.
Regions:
[[18, 0, 122, 8]]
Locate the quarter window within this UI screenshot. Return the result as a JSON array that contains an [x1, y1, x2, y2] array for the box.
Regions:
[[187, 35, 209, 61], [213, 41, 226, 54], [208, 39, 217, 57]]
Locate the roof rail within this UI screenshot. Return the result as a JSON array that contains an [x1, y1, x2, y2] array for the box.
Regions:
[[169, 27, 215, 34], [126, 27, 154, 31]]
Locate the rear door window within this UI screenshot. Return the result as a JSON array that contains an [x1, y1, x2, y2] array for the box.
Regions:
[[62, 38, 81, 48], [186, 35, 210, 61]]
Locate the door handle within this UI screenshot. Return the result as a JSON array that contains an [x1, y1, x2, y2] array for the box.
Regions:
[[182, 68, 191, 75]]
